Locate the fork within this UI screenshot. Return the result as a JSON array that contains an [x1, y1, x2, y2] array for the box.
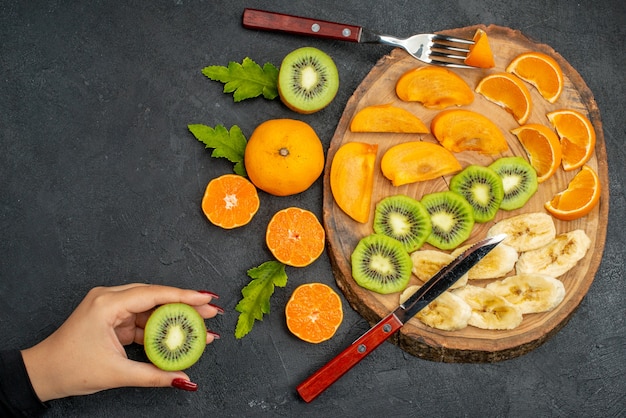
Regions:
[[242, 9, 475, 69]]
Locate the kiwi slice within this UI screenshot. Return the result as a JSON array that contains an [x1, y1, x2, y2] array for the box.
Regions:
[[373, 195, 432, 252], [421, 191, 475, 250], [277, 47, 339, 114], [144, 303, 207, 371], [449, 165, 504, 223], [351, 233, 412, 294], [489, 157, 538, 210]]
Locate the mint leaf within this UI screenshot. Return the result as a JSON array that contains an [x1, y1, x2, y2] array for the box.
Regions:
[[202, 57, 279, 102], [188, 124, 247, 176], [234, 261, 288, 339]]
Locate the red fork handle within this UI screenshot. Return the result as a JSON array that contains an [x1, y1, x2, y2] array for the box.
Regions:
[[242, 8, 362, 42], [296, 313, 403, 402]]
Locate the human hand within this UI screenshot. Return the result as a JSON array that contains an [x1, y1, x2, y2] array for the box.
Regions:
[[21, 283, 222, 402]]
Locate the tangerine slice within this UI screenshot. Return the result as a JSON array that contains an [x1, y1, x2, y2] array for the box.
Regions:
[[511, 124, 562, 183], [464, 28, 495, 68], [201, 174, 260, 229], [350, 104, 429, 133], [507, 51, 564, 103], [285, 283, 343, 344], [380, 141, 462, 186], [547, 109, 596, 171], [266, 207, 325, 267], [475, 72, 532, 125], [545, 165, 601, 220], [330, 142, 378, 223], [395, 66, 474, 109], [431, 109, 509, 155]]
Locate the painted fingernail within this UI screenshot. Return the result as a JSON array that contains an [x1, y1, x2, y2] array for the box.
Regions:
[[172, 378, 198, 392], [197, 290, 219, 299], [209, 303, 224, 315], [207, 330, 221, 340]]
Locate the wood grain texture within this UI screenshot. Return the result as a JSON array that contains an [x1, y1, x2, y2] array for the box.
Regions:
[[322, 25, 609, 363]]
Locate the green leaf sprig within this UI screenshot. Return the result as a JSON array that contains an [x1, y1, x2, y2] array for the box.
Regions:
[[187, 124, 247, 176], [202, 57, 279, 102], [234, 261, 288, 339]]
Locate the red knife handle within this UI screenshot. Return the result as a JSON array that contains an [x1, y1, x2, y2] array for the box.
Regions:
[[296, 313, 403, 402], [242, 8, 361, 42]]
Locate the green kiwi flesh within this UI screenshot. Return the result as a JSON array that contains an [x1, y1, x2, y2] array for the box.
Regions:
[[421, 191, 475, 250], [351, 233, 412, 294], [144, 303, 206, 371], [277, 47, 339, 114], [450, 165, 504, 223], [489, 157, 538, 210], [373, 194, 432, 252]]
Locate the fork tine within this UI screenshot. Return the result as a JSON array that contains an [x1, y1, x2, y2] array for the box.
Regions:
[[427, 34, 474, 68], [427, 59, 476, 69], [430, 34, 475, 45]]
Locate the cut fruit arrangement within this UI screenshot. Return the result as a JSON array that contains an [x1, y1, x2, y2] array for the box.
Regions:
[[191, 46, 347, 342], [323, 25, 606, 361], [187, 21, 606, 362]]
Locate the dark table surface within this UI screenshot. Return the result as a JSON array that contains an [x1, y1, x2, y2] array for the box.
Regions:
[[1, 1, 625, 417]]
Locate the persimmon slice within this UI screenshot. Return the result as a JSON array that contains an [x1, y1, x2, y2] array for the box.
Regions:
[[395, 66, 474, 109], [380, 141, 462, 186], [330, 142, 378, 223], [431, 109, 509, 155], [350, 104, 429, 133], [465, 29, 495, 68]]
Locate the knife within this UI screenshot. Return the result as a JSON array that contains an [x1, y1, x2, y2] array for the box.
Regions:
[[296, 233, 507, 402]]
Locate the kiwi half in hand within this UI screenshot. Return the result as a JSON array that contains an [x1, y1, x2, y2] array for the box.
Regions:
[[351, 233, 412, 294], [277, 47, 339, 114], [421, 191, 475, 250], [450, 165, 504, 223], [373, 194, 432, 252], [489, 157, 538, 210], [144, 303, 207, 371]]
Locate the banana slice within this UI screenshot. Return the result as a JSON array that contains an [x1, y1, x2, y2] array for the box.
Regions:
[[453, 285, 523, 330], [400, 285, 471, 331], [486, 274, 565, 314], [487, 212, 556, 252], [410, 250, 468, 289], [516, 229, 591, 277], [451, 243, 518, 280]]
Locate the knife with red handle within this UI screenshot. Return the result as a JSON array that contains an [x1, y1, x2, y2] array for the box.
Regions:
[[296, 233, 507, 402]]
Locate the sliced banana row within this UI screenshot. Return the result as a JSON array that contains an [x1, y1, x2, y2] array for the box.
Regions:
[[404, 212, 589, 332]]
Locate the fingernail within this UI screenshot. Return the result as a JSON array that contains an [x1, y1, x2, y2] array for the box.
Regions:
[[172, 378, 198, 392], [207, 330, 221, 340], [209, 303, 224, 315], [197, 290, 219, 299]]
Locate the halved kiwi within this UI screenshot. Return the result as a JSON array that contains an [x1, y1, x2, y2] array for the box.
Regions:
[[373, 194, 432, 252], [277, 47, 339, 114], [450, 165, 504, 223], [421, 191, 475, 250], [144, 303, 207, 371], [489, 157, 538, 210], [351, 233, 412, 294]]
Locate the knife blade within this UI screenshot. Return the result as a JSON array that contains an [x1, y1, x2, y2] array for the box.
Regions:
[[296, 233, 507, 402]]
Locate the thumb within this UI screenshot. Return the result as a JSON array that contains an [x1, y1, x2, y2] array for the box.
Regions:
[[117, 359, 197, 391]]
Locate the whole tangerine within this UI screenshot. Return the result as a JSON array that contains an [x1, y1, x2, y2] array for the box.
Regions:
[[244, 119, 325, 196]]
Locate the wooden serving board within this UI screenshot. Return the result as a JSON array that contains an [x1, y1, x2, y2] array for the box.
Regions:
[[322, 25, 608, 362]]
